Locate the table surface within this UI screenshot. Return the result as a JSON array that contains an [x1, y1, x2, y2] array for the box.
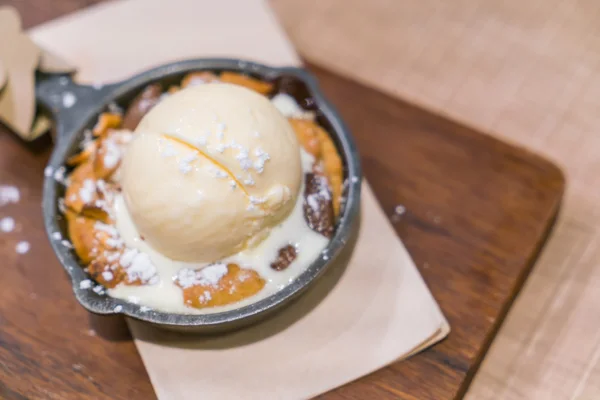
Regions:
[[270, 1, 600, 398], [1, 1, 564, 399]]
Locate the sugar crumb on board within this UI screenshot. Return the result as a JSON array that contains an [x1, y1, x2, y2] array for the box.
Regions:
[[0, 185, 20, 206], [15, 241, 30, 254], [1, 217, 15, 232]]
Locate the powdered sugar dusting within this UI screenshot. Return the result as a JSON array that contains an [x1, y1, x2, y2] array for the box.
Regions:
[[119, 248, 158, 284], [198, 290, 213, 304], [1, 217, 15, 233], [0, 185, 20, 206], [79, 179, 96, 203], [178, 152, 198, 174], [249, 196, 267, 205], [306, 194, 320, 212], [15, 241, 30, 254], [216, 122, 226, 139], [94, 221, 118, 237], [92, 285, 105, 295], [253, 147, 270, 173], [176, 263, 228, 289], [62, 91, 77, 108], [161, 142, 177, 158], [53, 167, 68, 185], [195, 135, 208, 147], [79, 279, 92, 289], [208, 166, 228, 179], [102, 138, 121, 169]]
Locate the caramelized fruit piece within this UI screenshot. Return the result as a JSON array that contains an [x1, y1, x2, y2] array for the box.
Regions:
[[219, 72, 273, 95], [270, 244, 297, 271], [87, 252, 149, 288], [64, 162, 119, 264], [64, 162, 97, 214], [289, 118, 321, 158], [178, 264, 265, 309], [92, 112, 122, 137], [80, 204, 111, 223], [66, 142, 97, 166], [314, 128, 343, 217], [87, 253, 124, 288], [181, 71, 219, 88], [67, 214, 116, 264], [289, 118, 343, 216], [65, 162, 116, 220], [304, 172, 334, 238], [122, 83, 162, 130], [93, 136, 121, 180]]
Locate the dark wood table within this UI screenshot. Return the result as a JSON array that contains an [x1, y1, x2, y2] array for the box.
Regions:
[[1, 1, 564, 399]]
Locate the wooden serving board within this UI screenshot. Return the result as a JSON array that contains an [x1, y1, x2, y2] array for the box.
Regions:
[[1, 4, 563, 399]]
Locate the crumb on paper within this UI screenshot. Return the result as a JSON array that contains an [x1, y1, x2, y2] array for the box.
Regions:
[[15, 241, 30, 254]]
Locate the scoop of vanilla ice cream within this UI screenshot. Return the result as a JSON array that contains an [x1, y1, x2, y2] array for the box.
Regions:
[[121, 83, 302, 262]]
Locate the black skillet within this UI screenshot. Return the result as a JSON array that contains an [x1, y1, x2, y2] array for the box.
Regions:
[[36, 59, 362, 333]]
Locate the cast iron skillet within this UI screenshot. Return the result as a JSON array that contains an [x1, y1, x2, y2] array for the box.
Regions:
[[36, 59, 361, 333]]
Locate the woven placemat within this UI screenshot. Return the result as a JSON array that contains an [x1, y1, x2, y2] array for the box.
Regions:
[[270, 0, 600, 398]]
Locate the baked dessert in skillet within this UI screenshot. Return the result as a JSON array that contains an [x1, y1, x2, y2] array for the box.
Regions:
[[61, 71, 344, 314]]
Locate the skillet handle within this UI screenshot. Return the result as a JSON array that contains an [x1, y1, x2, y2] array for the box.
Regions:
[[35, 75, 115, 145]]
